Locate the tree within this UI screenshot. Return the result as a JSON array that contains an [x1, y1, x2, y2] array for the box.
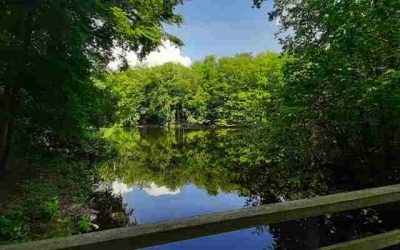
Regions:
[[255, 0, 400, 168], [102, 62, 205, 126], [193, 52, 285, 125], [0, 0, 184, 169], [102, 52, 285, 127]]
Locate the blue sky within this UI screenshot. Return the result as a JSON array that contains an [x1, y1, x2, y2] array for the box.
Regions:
[[165, 0, 281, 62], [110, 0, 282, 69]]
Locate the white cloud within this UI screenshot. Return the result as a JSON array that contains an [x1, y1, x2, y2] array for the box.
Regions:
[[142, 182, 180, 197], [111, 181, 134, 195], [108, 40, 191, 71]]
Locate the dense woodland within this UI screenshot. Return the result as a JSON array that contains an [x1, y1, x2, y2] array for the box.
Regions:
[[100, 52, 285, 126], [1, 0, 399, 245]]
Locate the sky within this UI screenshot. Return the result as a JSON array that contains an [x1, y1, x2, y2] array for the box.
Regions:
[[109, 0, 281, 70], [165, 0, 281, 62]]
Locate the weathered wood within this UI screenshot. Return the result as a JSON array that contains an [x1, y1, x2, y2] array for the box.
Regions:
[[2, 184, 400, 250], [321, 229, 400, 250]]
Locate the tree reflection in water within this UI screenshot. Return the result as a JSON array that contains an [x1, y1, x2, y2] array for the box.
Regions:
[[99, 126, 400, 249]]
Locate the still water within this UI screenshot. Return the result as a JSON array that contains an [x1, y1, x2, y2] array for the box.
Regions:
[[99, 126, 400, 249], [121, 183, 272, 249]]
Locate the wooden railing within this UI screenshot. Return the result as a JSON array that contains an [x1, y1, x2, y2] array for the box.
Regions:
[[2, 184, 400, 250]]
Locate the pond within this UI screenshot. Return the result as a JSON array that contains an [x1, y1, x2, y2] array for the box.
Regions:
[[98, 126, 400, 249]]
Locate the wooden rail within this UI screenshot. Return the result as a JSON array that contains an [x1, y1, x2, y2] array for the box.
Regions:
[[2, 184, 400, 250], [321, 229, 400, 250]]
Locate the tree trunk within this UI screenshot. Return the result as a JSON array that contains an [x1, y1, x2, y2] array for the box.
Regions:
[[0, 122, 9, 170], [0, 85, 10, 171], [0, 81, 19, 171], [0, 11, 32, 171]]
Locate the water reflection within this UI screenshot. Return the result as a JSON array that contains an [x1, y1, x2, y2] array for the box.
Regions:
[[111, 181, 134, 195], [120, 182, 272, 249], [263, 203, 400, 250], [125, 184, 246, 223], [111, 181, 180, 197], [145, 228, 273, 250], [141, 183, 180, 197], [99, 126, 400, 249]]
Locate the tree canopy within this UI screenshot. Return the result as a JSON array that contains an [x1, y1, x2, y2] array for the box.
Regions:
[[0, 0, 183, 167], [253, 0, 400, 170], [101, 52, 286, 126]]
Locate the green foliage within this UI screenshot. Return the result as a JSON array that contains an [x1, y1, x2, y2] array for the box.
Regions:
[[0, 152, 135, 243], [101, 63, 204, 126], [0, 0, 183, 239], [252, 0, 400, 170], [0, 0, 184, 164], [0, 211, 28, 244], [0, 156, 89, 243], [194, 53, 287, 125], [101, 52, 286, 126], [0, 181, 71, 243], [78, 216, 96, 233]]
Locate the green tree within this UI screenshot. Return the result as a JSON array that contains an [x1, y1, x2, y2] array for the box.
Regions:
[[102, 62, 205, 126], [193, 52, 285, 125], [0, 0, 184, 169], [256, 0, 400, 168], [104, 52, 286, 127]]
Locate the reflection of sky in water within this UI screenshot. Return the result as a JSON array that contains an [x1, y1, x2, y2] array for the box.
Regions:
[[142, 183, 180, 197], [116, 182, 273, 249], [111, 181, 180, 197]]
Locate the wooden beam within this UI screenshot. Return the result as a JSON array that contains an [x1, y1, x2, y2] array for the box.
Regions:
[[321, 229, 400, 250], [2, 184, 400, 250]]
